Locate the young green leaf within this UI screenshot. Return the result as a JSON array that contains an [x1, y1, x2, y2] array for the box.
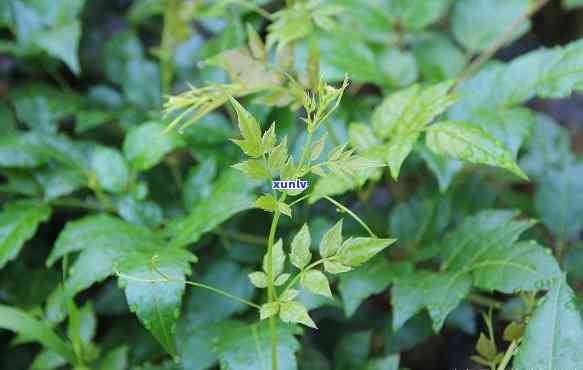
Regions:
[[279, 301, 317, 328], [319, 220, 343, 258], [337, 237, 396, 267], [425, 121, 528, 180], [268, 136, 288, 172], [232, 159, 270, 180], [290, 224, 312, 269], [323, 259, 353, 274], [301, 270, 332, 298], [260, 302, 280, 320], [274, 273, 291, 286], [248, 271, 268, 289], [229, 97, 263, 157], [263, 239, 286, 278]]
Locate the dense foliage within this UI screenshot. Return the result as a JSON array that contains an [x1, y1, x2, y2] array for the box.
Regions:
[[1, 1, 583, 370]]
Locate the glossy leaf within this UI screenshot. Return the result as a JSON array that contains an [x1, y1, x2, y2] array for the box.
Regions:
[[0, 201, 51, 269], [123, 121, 184, 171], [426, 121, 528, 180]]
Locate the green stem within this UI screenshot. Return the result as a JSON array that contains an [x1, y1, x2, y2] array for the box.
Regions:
[[114, 270, 260, 309], [496, 340, 518, 370], [323, 121, 340, 147], [266, 203, 284, 370], [281, 258, 329, 295], [215, 227, 266, 246], [468, 293, 503, 309], [322, 196, 377, 238]]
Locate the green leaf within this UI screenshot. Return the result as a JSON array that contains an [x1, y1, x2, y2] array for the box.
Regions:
[[514, 276, 583, 369], [378, 48, 418, 88], [469, 108, 535, 159], [385, 133, 419, 180], [229, 98, 263, 157], [167, 170, 255, 248], [520, 113, 574, 180], [260, 302, 280, 320], [91, 146, 130, 194], [392, 270, 472, 332], [337, 237, 396, 267], [123, 58, 162, 110], [215, 321, 301, 370], [248, 271, 268, 289], [441, 210, 561, 293], [372, 81, 457, 178], [263, 239, 285, 278], [339, 259, 413, 317], [301, 270, 332, 298], [255, 194, 278, 213], [275, 273, 290, 286], [35, 21, 81, 74], [47, 214, 163, 296], [441, 210, 532, 271], [412, 32, 465, 82], [232, 159, 271, 180], [471, 241, 560, 293], [416, 142, 463, 192], [183, 158, 217, 209], [451, 39, 583, 118], [0, 132, 86, 169], [117, 247, 194, 357], [8, 83, 80, 133], [319, 220, 343, 258], [386, 0, 451, 30], [323, 259, 352, 274], [535, 164, 583, 241], [290, 224, 312, 269], [35, 164, 86, 200], [452, 0, 530, 52], [0, 305, 75, 363], [425, 121, 528, 180], [0, 201, 51, 269], [123, 121, 184, 171], [279, 301, 317, 328], [98, 346, 128, 370]]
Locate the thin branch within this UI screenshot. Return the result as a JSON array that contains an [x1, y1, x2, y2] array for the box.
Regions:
[[455, 0, 550, 87], [323, 196, 377, 238]]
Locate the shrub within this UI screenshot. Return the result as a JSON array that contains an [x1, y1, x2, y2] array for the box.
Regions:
[[1, 1, 583, 370]]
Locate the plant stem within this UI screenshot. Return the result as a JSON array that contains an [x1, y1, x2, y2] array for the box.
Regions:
[[281, 258, 329, 294], [114, 270, 260, 309], [266, 197, 285, 370], [323, 196, 377, 238], [455, 0, 550, 87], [215, 227, 266, 246], [468, 293, 503, 309], [496, 340, 519, 370]]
